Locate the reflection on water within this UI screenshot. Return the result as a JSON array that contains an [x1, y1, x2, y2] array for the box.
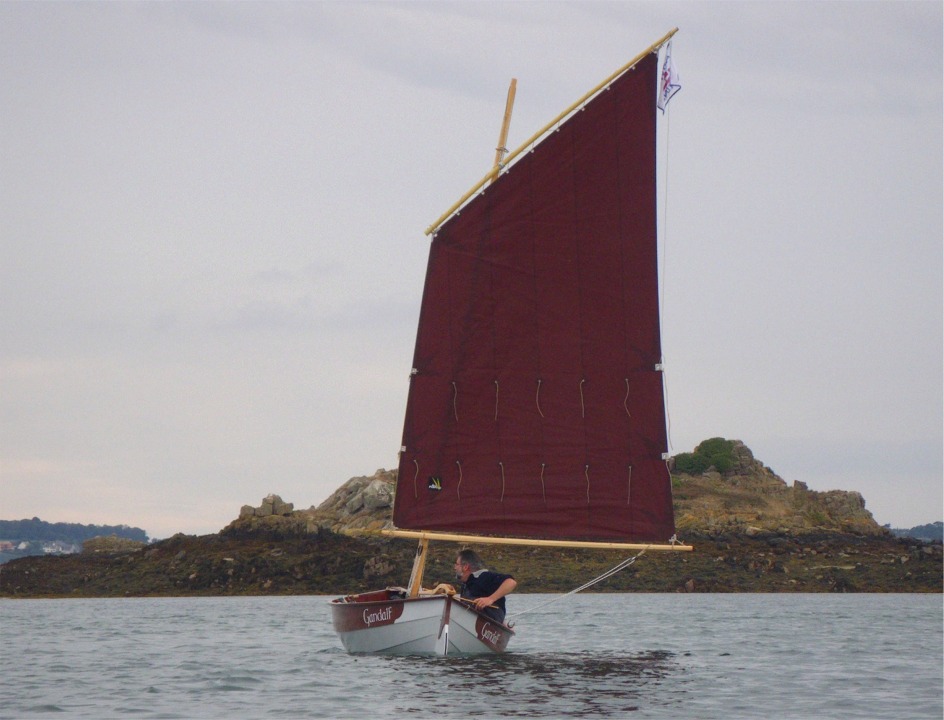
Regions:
[[385, 651, 680, 717]]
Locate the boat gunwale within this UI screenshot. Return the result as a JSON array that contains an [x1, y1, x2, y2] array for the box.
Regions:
[[331, 590, 442, 606], [330, 590, 516, 636]]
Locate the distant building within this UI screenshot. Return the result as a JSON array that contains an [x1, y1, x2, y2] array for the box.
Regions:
[[41, 541, 80, 555]]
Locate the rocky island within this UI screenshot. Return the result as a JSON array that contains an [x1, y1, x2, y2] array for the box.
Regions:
[[1, 440, 940, 597]]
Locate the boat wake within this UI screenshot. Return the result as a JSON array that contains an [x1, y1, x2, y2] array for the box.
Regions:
[[384, 650, 680, 717]]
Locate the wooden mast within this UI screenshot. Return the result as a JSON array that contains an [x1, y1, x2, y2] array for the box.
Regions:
[[490, 78, 517, 182], [406, 536, 429, 597]]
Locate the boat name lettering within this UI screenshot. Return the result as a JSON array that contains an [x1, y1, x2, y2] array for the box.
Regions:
[[480, 623, 500, 645], [362, 606, 394, 626]]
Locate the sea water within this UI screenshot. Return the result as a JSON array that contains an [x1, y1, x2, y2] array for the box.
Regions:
[[1, 594, 941, 719]]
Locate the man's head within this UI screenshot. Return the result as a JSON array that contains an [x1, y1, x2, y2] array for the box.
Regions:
[[455, 549, 483, 581]]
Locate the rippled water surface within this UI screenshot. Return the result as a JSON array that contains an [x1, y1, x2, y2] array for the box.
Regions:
[[2, 594, 941, 719]]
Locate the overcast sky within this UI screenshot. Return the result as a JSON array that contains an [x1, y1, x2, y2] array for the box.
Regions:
[[2, 1, 941, 539]]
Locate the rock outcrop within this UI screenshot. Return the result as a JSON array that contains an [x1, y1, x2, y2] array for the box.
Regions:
[[224, 471, 397, 537], [671, 440, 884, 537], [301, 469, 397, 534], [239, 494, 294, 518]]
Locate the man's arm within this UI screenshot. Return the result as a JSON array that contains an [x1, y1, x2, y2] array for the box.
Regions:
[[471, 577, 517, 610]]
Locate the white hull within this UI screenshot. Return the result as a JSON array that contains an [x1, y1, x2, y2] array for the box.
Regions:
[[331, 589, 514, 656]]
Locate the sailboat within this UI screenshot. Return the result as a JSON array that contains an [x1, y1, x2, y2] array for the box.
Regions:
[[331, 29, 691, 656]]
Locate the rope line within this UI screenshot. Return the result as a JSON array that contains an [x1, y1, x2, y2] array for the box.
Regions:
[[456, 460, 463, 499], [660, 86, 674, 452], [535, 378, 544, 417], [494, 380, 500, 421], [623, 378, 632, 418], [412, 459, 419, 498], [452, 382, 458, 421], [499, 461, 506, 502], [663, 367, 673, 452], [508, 547, 650, 620], [579, 379, 586, 418]]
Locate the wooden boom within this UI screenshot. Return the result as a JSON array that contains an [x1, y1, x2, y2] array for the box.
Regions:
[[383, 529, 693, 552]]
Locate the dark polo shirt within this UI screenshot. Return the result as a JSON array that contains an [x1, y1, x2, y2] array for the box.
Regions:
[[460, 568, 514, 624]]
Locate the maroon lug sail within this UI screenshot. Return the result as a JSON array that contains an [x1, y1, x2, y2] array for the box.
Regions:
[[394, 52, 675, 543]]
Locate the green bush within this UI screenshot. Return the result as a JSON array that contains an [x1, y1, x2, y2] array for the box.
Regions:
[[673, 453, 692, 472], [674, 438, 737, 475], [710, 452, 735, 473], [674, 452, 710, 474], [695, 437, 734, 459]]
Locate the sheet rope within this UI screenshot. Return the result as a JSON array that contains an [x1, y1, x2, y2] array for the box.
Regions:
[[507, 545, 650, 621]]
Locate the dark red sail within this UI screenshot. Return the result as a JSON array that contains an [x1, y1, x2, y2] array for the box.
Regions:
[[393, 51, 675, 542]]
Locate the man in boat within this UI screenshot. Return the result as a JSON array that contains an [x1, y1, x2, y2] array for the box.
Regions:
[[454, 549, 517, 625]]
